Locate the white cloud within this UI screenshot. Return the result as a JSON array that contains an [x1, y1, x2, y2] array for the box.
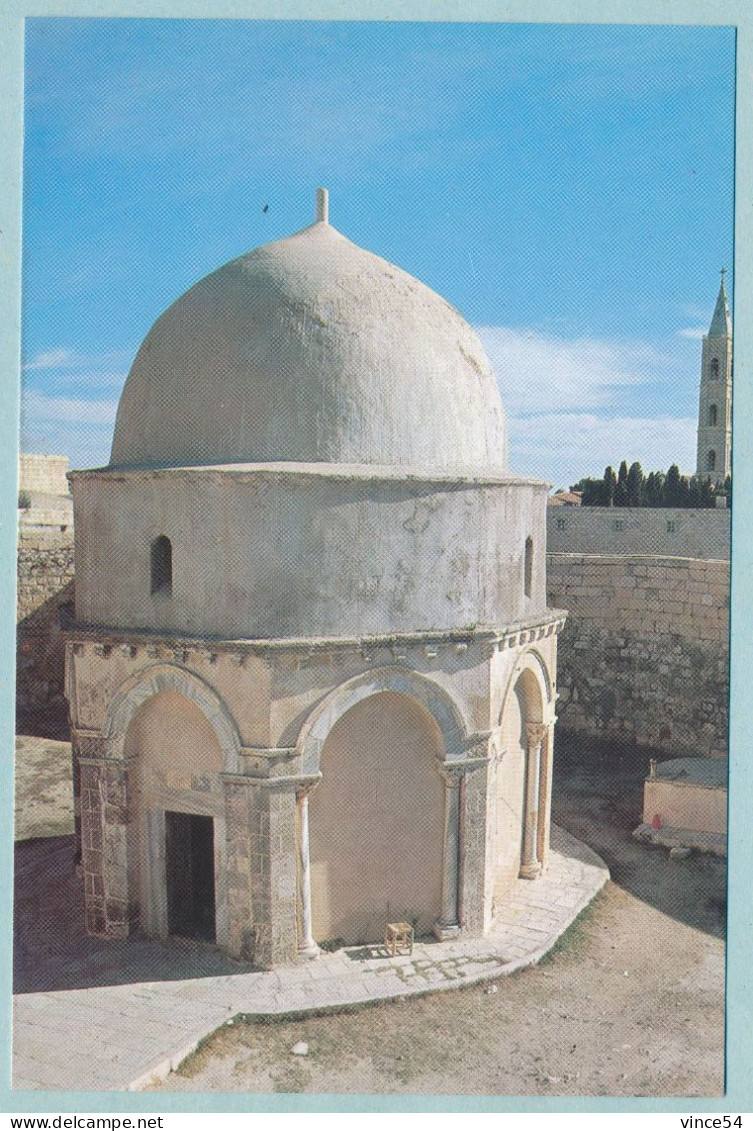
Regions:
[[22, 389, 119, 427], [476, 326, 673, 415], [508, 411, 697, 488], [23, 348, 75, 371], [23, 347, 133, 379], [20, 389, 118, 468], [677, 327, 706, 340]]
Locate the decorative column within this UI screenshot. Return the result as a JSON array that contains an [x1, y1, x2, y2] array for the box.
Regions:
[[520, 723, 547, 880], [296, 784, 320, 959], [434, 768, 462, 940], [536, 720, 556, 870]]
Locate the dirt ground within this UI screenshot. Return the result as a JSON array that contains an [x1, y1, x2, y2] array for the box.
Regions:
[[14, 729, 726, 1097], [14, 736, 75, 842], [151, 735, 726, 1098]]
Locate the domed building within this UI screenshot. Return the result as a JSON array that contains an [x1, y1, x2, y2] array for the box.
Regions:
[[66, 190, 565, 968]]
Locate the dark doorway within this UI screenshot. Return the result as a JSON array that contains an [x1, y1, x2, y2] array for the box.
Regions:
[[165, 811, 216, 942]]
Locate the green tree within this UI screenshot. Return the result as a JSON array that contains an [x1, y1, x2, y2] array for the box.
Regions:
[[643, 470, 664, 508], [614, 460, 629, 507], [574, 477, 607, 506], [603, 465, 617, 507], [699, 476, 715, 508], [663, 463, 682, 507], [677, 474, 691, 508], [626, 461, 644, 507]]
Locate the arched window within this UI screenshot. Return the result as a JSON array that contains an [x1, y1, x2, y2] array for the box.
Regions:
[[150, 535, 172, 596], [524, 536, 533, 598], [707, 450, 717, 473], [708, 404, 718, 426], [710, 358, 719, 379]]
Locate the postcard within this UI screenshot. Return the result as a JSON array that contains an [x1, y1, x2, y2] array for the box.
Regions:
[[5, 7, 751, 1117]]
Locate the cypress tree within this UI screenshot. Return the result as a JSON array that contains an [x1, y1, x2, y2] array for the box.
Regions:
[[626, 461, 644, 507], [614, 460, 629, 507], [699, 476, 715, 508], [664, 464, 682, 507], [603, 465, 617, 507]]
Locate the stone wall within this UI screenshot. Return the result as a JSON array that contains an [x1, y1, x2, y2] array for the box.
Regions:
[[18, 454, 70, 497], [17, 499, 731, 764], [17, 528, 75, 718], [547, 506, 730, 560], [547, 553, 729, 758]]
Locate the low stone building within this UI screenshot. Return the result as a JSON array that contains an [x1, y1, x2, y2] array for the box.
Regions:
[[65, 190, 565, 968]]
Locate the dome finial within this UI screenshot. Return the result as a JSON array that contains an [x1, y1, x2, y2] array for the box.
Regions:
[[316, 187, 329, 225]]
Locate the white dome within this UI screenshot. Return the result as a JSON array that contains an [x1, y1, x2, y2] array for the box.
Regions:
[[110, 199, 508, 471]]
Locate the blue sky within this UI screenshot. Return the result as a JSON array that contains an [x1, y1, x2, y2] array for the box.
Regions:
[[20, 19, 735, 488]]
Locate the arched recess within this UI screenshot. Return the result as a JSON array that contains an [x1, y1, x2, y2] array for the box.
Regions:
[[104, 662, 241, 774], [308, 689, 445, 946], [105, 665, 240, 948], [127, 689, 226, 942], [497, 647, 553, 729], [296, 666, 471, 776], [495, 650, 551, 903]]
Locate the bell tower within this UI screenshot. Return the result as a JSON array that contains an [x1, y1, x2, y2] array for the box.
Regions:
[[696, 269, 732, 486]]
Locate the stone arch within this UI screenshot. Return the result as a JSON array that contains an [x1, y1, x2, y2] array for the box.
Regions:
[[497, 646, 553, 730], [308, 690, 446, 944], [494, 647, 553, 898], [296, 666, 470, 777], [104, 663, 241, 774]]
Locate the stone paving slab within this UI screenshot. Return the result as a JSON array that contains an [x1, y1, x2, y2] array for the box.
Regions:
[[12, 824, 608, 1094]]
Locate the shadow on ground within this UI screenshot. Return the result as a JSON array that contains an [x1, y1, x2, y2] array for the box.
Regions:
[[13, 836, 256, 994], [552, 730, 726, 940], [13, 728, 725, 995]]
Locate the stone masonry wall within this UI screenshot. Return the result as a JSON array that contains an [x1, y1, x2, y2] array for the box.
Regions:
[[17, 516, 730, 762], [18, 454, 70, 497], [17, 528, 75, 716], [547, 506, 730, 560], [547, 553, 729, 758]]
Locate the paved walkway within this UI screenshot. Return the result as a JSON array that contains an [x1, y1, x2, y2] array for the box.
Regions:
[[12, 824, 608, 1093]]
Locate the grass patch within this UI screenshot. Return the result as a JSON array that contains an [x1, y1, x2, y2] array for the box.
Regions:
[[175, 1027, 236, 1078], [538, 887, 609, 967]]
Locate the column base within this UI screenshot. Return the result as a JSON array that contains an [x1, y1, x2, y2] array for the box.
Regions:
[[297, 940, 321, 961], [433, 921, 461, 942], [520, 861, 542, 880]]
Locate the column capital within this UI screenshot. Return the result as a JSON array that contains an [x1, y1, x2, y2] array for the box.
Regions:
[[440, 755, 489, 783], [524, 722, 548, 749], [296, 778, 321, 802], [439, 767, 464, 788], [221, 772, 322, 793]]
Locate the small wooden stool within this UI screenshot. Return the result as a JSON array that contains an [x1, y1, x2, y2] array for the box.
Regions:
[[384, 921, 414, 957]]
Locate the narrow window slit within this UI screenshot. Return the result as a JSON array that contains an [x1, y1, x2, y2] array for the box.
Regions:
[[151, 535, 172, 596]]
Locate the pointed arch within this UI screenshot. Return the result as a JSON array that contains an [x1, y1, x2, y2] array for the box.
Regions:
[[103, 663, 241, 773]]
